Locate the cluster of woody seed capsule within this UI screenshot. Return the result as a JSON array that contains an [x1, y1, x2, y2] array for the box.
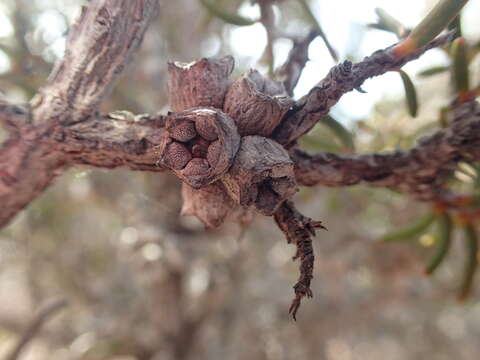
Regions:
[[159, 108, 240, 188], [164, 115, 220, 171]]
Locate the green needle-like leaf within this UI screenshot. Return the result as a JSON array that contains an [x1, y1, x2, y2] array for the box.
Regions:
[[398, 70, 418, 117], [417, 66, 449, 77], [380, 212, 436, 242], [451, 37, 470, 94], [375, 8, 408, 38], [425, 213, 453, 275], [408, 0, 468, 49], [199, 0, 257, 26], [394, 0, 469, 57], [319, 115, 355, 151], [300, 135, 343, 153], [458, 224, 479, 301]]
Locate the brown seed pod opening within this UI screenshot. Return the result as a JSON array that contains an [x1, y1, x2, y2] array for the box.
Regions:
[[222, 135, 298, 215], [162, 140, 192, 170], [181, 181, 237, 229], [206, 140, 221, 168], [189, 137, 210, 158], [223, 69, 294, 137], [195, 114, 219, 141], [166, 119, 197, 142], [159, 108, 240, 188], [168, 56, 235, 112]]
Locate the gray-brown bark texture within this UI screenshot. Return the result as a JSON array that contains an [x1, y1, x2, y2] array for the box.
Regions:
[[0, 0, 476, 317], [0, 0, 160, 227]]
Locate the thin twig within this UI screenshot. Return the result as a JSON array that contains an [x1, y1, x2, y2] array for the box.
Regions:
[[259, 0, 276, 76], [292, 101, 480, 202], [275, 29, 320, 96], [297, 0, 338, 62], [6, 298, 68, 360], [273, 31, 454, 146]]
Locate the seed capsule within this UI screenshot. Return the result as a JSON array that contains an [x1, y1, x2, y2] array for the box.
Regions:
[[189, 137, 210, 158], [163, 141, 192, 170], [207, 140, 222, 167], [167, 119, 197, 142]]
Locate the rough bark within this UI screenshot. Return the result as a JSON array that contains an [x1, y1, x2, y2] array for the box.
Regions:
[[32, 0, 159, 126], [0, 0, 159, 227], [0, 101, 63, 227], [0, 13, 453, 228], [168, 56, 235, 112], [58, 111, 167, 171], [293, 101, 480, 201], [273, 32, 453, 147]]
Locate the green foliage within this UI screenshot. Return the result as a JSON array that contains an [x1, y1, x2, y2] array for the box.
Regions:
[[424, 212, 453, 274], [417, 65, 449, 77], [397, 70, 418, 118], [458, 224, 479, 301], [199, 0, 257, 26], [451, 38, 470, 94], [1, 0, 480, 357], [318, 115, 355, 151], [374, 8, 407, 38], [299, 116, 355, 153], [407, 0, 468, 49], [380, 212, 436, 242]]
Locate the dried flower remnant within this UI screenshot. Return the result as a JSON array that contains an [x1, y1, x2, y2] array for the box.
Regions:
[[158, 108, 240, 188]]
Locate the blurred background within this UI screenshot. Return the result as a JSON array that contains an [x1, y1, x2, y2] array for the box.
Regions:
[[1, 0, 480, 359]]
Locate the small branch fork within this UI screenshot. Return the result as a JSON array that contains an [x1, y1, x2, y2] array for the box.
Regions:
[[0, 0, 160, 227], [273, 32, 454, 147], [275, 29, 321, 96], [0, 0, 475, 318]]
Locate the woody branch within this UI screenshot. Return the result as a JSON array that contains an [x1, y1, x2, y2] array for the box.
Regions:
[[0, 0, 159, 227]]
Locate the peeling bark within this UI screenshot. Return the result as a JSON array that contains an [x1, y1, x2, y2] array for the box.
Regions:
[[0, 101, 64, 227], [0, 0, 159, 227], [32, 0, 160, 126], [168, 56, 234, 112], [60, 111, 167, 171], [181, 182, 236, 229]]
